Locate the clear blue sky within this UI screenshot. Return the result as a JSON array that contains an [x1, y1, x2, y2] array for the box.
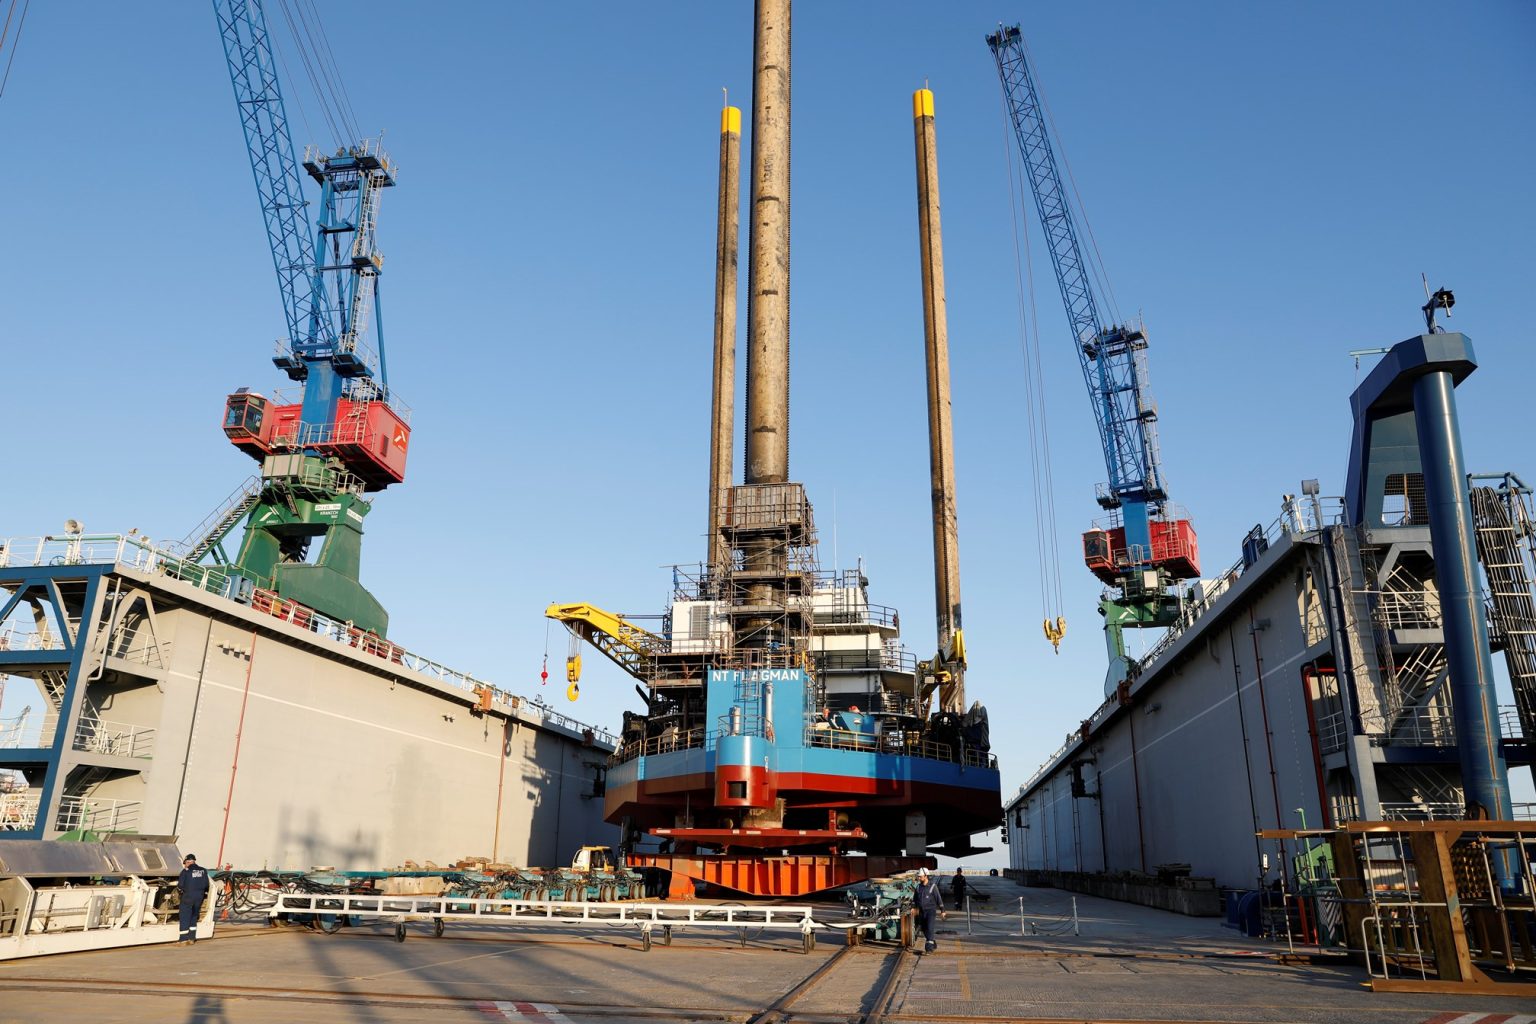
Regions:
[[3, 3, 1533, 857]]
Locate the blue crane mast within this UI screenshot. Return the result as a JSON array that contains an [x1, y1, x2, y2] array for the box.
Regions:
[[987, 24, 1199, 690], [200, 0, 411, 636]]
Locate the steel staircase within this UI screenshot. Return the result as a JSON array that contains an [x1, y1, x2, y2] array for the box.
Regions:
[[177, 476, 262, 563], [1471, 485, 1536, 741]]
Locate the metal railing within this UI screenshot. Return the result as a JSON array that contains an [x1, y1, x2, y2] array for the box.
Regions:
[[1317, 709, 1349, 754], [1379, 802, 1465, 822], [0, 617, 80, 652], [1379, 802, 1535, 823], [53, 796, 141, 833], [1385, 706, 1456, 747], [805, 726, 997, 769], [0, 533, 616, 747], [0, 792, 39, 830], [98, 621, 172, 668], [1374, 586, 1442, 631], [611, 727, 706, 766], [72, 713, 155, 759]]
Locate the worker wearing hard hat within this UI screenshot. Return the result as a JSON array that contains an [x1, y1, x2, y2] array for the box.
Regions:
[[913, 867, 947, 953]]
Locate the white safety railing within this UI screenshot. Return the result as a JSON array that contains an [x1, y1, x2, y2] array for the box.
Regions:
[[1317, 710, 1349, 754], [52, 796, 140, 834], [0, 709, 58, 750], [0, 533, 616, 747], [1386, 706, 1457, 747], [270, 893, 823, 952], [72, 713, 155, 759], [99, 621, 172, 669], [0, 619, 78, 653], [0, 792, 39, 831], [1379, 802, 1465, 822]]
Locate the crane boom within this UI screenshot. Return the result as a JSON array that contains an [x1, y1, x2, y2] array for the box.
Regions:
[[545, 603, 669, 684], [987, 25, 1166, 556], [214, 0, 329, 356]]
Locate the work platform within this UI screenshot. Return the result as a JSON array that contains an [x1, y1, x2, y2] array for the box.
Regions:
[[2, 875, 1532, 1023]]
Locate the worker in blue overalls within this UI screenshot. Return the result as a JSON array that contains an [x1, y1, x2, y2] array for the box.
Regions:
[[178, 853, 210, 945], [913, 866, 946, 953]]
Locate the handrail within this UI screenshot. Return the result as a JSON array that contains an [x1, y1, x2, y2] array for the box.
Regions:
[[0, 533, 617, 747]]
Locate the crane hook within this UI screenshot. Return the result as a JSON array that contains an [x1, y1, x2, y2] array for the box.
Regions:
[[1043, 616, 1066, 654]]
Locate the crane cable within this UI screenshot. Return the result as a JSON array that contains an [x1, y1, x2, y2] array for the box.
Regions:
[[1018, 32, 1123, 330], [274, 0, 360, 146], [0, 0, 31, 101], [995, 67, 1065, 652]]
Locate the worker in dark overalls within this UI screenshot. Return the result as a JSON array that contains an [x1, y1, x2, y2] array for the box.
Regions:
[[913, 867, 946, 953], [178, 853, 210, 945]]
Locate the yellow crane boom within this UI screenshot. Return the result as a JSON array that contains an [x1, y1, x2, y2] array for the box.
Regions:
[[544, 602, 669, 684]]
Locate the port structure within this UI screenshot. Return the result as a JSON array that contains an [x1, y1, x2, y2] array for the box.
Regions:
[[988, 25, 1200, 691], [199, 0, 409, 636], [546, 1, 1000, 897]]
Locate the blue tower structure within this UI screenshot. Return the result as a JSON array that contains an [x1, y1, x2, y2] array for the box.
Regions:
[[1345, 328, 1515, 823]]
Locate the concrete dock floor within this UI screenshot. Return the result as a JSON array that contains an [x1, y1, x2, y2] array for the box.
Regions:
[[2, 875, 1532, 1023]]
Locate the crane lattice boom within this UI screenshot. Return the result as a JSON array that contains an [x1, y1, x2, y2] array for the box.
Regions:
[[987, 25, 1192, 579]]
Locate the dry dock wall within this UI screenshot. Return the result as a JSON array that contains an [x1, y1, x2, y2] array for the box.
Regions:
[[3, 561, 616, 870], [1008, 535, 1325, 891]]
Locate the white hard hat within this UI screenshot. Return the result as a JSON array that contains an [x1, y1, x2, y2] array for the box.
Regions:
[[918, 867, 929, 878]]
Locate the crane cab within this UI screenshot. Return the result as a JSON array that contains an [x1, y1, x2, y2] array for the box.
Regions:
[[1083, 519, 1201, 584], [223, 389, 275, 458]]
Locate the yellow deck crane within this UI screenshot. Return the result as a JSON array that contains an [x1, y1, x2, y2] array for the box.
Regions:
[[544, 603, 669, 700]]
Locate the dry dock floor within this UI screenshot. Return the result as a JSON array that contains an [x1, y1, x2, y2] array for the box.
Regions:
[[1, 875, 1532, 1023]]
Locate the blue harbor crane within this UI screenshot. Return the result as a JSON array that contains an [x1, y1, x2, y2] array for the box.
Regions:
[[987, 25, 1199, 691], [196, 0, 412, 635]]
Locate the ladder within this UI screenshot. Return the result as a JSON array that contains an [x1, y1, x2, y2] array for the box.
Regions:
[[177, 477, 262, 564], [1471, 485, 1536, 739]]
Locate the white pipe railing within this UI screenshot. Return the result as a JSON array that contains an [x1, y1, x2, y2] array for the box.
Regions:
[[0, 792, 39, 831], [1, 533, 616, 747], [72, 714, 155, 759], [53, 796, 141, 834]]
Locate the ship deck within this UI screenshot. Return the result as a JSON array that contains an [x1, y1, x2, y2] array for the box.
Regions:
[[1, 875, 1529, 1023]]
